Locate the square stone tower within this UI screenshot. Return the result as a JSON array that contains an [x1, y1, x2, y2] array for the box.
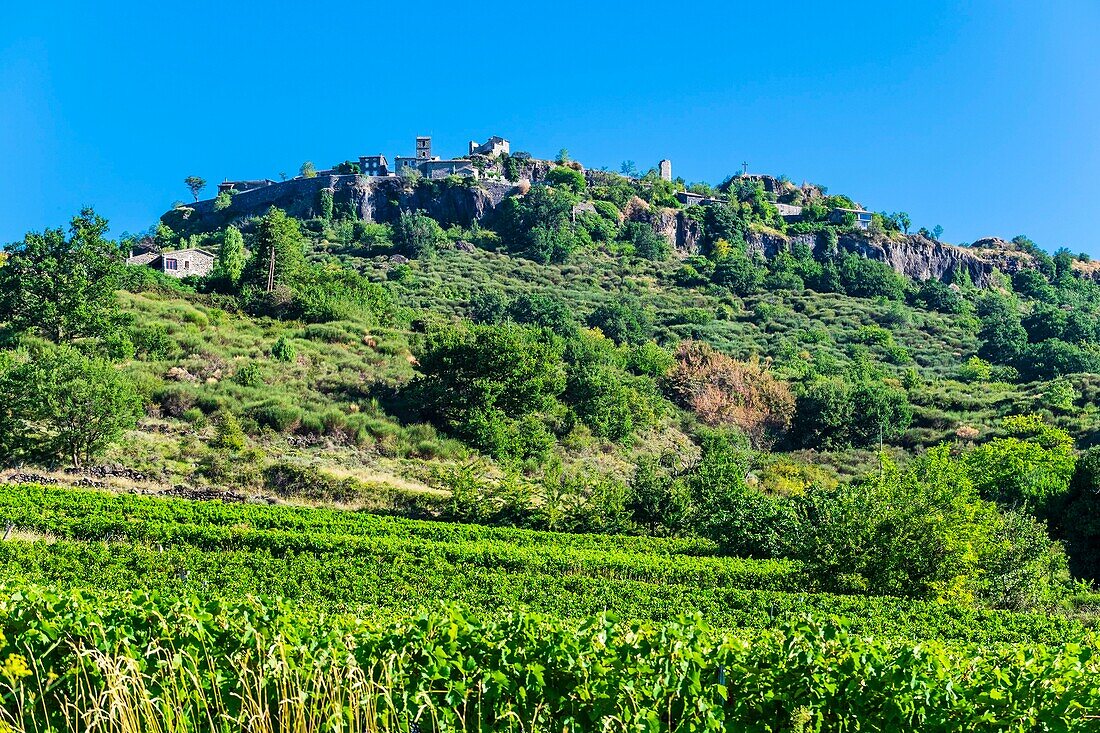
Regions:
[[658, 159, 672, 181], [416, 136, 432, 160]]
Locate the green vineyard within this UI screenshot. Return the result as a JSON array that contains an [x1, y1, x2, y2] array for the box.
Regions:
[[0, 482, 1098, 731]]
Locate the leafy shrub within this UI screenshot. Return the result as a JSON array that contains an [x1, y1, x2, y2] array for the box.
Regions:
[[958, 356, 993, 382], [131, 324, 176, 360], [393, 210, 446, 258], [233, 361, 263, 387], [270, 336, 296, 363], [247, 400, 302, 433]]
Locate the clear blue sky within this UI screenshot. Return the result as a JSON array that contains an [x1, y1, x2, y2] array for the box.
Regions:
[[2, 1, 1098, 253]]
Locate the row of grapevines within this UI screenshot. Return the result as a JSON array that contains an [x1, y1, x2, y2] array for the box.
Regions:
[[0, 483, 798, 590], [0, 483, 717, 555], [1, 585, 1097, 732], [0, 539, 1083, 644]]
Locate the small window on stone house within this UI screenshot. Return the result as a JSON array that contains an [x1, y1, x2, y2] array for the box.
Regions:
[[165, 258, 178, 270]]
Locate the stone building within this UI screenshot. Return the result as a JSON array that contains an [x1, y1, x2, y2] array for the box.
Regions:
[[393, 135, 479, 180], [416, 135, 432, 160], [775, 202, 804, 222], [829, 207, 874, 230], [356, 154, 390, 176], [659, 159, 672, 181], [675, 190, 724, 207], [468, 136, 510, 157], [217, 179, 277, 194], [126, 247, 216, 278]]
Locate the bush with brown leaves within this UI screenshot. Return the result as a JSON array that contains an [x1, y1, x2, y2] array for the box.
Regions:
[[666, 341, 794, 448]]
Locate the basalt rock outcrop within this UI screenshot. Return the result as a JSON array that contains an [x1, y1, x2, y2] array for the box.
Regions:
[[644, 208, 703, 255], [163, 175, 520, 235], [166, 177, 1070, 288], [739, 230, 1039, 287]]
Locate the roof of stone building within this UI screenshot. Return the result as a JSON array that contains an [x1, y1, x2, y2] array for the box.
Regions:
[[125, 252, 159, 266], [161, 248, 216, 258]]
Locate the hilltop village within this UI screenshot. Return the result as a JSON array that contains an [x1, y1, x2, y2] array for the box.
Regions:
[[142, 133, 1076, 290], [208, 133, 861, 228]]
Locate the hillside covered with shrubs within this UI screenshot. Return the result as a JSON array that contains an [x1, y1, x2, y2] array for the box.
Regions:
[[3, 155, 1100, 613]]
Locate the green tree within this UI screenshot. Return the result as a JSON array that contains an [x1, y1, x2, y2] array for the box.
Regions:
[[795, 447, 993, 602], [211, 409, 247, 451], [545, 166, 586, 194], [792, 377, 853, 449], [1012, 269, 1056, 302], [621, 221, 670, 261], [300, 161, 317, 178], [213, 191, 232, 211], [849, 380, 912, 446], [1017, 339, 1097, 381], [627, 456, 692, 534], [838, 254, 906, 300], [498, 185, 578, 264], [318, 188, 334, 222], [566, 363, 657, 443], [1060, 446, 1100, 579], [413, 324, 566, 460], [393, 210, 446, 258], [184, 176, 206, 201], [712, 255, 764, 296], [246, 208, 305, 291], [587, 299, 651, 345], [689, 429, 794, 558], [507, 293, 579, 335], [703, 203, 747, 252], [912, 279, 965, 314], [470, 289, 511, 324], [212, 226, 246, 289], [0, 208, 123, 343], [976, 291, 1027, 364], [963, 415, 1076, 520], [0, 343, 142, 467]]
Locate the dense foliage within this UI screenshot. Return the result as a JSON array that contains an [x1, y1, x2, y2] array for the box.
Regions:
[[3, 157, 1100, 727]]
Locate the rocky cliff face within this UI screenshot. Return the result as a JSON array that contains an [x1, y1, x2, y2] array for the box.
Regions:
[[739, 230, 1039, 287], [645, 208, 702, 255], [621, 203, 1047, 287], [163, 175, 520, 235], [166, 178, 1061, 288]]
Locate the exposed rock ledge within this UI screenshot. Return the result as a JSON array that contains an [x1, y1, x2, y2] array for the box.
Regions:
[[742, 231, 1042, 288], [164, 179, 1082, 288], [163, 175, 520, 235]]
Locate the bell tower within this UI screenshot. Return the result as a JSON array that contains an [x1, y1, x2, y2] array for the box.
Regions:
[[416, 136, 432, 160]]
